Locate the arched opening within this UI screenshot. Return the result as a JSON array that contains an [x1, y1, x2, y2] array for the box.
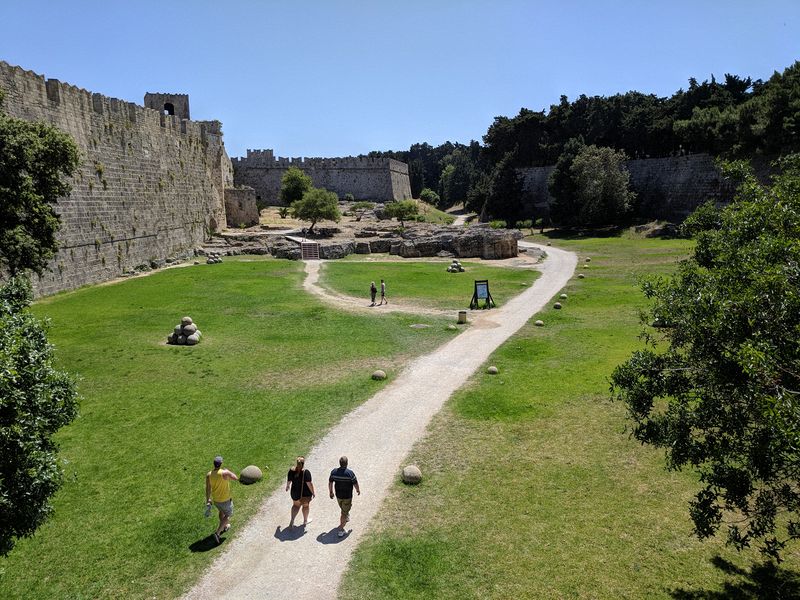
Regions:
[[163, 103, 175, 116]]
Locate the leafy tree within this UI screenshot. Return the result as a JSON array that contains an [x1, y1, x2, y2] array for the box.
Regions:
[[548, 137, 585, 226], [569, 145, 634, 226], [0, 92, 79, 276], [611, 156, 800, 561], [482, 151, 525, 227], [438, 147, 474, 207], [279, 166, 312, 206], [385, 199, 419, 227], [350, 201, 375, 221], [290, 187, 341, 233], [0, 276, 78, 556]]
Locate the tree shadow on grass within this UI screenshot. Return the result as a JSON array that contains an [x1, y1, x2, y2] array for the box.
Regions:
[[189, 534, 223, 553], [541, 226, 627, 241], [670, 556, 800, 599]]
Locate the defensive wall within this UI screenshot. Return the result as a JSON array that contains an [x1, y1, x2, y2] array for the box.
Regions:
[[231, 149, 413, 205], [0, 61, 233, 296], [518, 153, 735, 222]]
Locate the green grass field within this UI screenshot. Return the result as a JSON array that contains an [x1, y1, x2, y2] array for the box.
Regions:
[[0, 257, 460, 599], [340, 231, 800, 599], [320, 260, 538, 310]]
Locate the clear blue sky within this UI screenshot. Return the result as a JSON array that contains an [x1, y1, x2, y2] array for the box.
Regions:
[[1, 1, 798, 159]]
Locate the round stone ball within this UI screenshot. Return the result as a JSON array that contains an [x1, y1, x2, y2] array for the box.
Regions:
[[447, 324, 457, 330], [372, 369, 387, 381], [193, 261, 200, 265], [585, 257, 592, 262], [402, 465, 422, 485], [239, 465, 263, 485], [487, 366, 499, 374], [535, 320, 544, 327], [560, 293, 568, 300], [186, 333, 200, 345], [554, 302, 563, 309], [547, 241, 552, 246], [195, 330, 202, 338], [176, 334, 187, 345], [207, 258, 214, 264], [578, 273, 585, 279], [183, 323, 198, 335], [181, 316, 193, 326], [167, 333, 176, 344]]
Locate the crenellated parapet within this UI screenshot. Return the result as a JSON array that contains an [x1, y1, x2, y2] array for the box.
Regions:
[[232, 149, 411, 204], [0, 60, 233, 296]]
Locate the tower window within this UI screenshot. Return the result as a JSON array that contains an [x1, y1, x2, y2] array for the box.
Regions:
[[163, 103, 175, 116]]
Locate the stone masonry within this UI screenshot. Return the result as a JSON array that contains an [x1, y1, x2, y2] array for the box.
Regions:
[[0, 61, 233, 296], [231, 149, 412, 205], [518, 153, 735, 222]]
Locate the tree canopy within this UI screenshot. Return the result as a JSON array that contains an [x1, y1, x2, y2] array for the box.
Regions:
[[0, 92, 79, 276], [290, 187, 341, 233], [0, 276, 78, 555], [384, 199, 419, 227], [611, 155, 800, 560], [279, 166, 312, 206]]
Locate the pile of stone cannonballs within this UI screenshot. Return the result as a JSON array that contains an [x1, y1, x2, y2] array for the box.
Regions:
[[446, 259, 465, 273], [206, 252, 223, 264], [167, 316, 202, 345]]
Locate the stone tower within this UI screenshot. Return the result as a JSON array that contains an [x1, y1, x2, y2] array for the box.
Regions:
[[144, 92, 190, 119]]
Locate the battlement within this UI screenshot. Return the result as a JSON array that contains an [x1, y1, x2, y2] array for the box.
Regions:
[[145, 92, 190, 119], [232, 149, 408, 174], [232, 149, 412, 204]]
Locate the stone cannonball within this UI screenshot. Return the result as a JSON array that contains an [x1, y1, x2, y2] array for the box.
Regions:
[[553, 302, 563, 309], [578, 273, 585, 279], [402, 465, 422, 485], [174, 324, 183, 335], [186, 333, 200, 345], [240, 465, 263, 485], [181, 316, 193, 326], [560, 293, 568, 299], [585, 257, 592, 262], [535, 320, 544, 327], [487, 366, 499, 374], [183, 323, 198, 335], [176, 334, 187, 345], [372, 369, 387, 381]]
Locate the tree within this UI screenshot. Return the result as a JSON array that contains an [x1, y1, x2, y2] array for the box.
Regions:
[[350, 201, 375, 221], [0, 92, 79, 276], [482, 151, 525, 227], [610, 156, 800, 561], [548, 137, 585, 226], [0, 276, 79, 555], [279, 166, 312, 206], [569, 145, 634, 226], [290, 187, 341, 233], [385, 200, 419, 227], [438, 147, 474, 207]]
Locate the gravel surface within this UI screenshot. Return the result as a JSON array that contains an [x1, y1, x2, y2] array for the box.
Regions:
[[183, 242, 577, 600]]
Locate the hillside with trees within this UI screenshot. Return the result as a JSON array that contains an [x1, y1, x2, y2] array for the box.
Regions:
[[369, 61, 800, 226]]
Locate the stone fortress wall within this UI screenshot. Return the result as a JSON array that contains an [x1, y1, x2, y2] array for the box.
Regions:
[[231, 148, 413, 205], [518, 153, 735, 222], [0, 61, 233, 296]]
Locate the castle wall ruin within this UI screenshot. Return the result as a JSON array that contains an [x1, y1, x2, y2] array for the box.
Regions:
[[518, 154, 735, 222], [0, 61, 232, 296], [232, 149, 412, 205]]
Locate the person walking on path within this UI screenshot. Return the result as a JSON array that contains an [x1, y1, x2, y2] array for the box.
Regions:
[[378, 279, 387, 305], [286, 456, 316, 528], [328, 456, 360, 538], [206, 456, 238, 545], [369, 281, 377, 306]]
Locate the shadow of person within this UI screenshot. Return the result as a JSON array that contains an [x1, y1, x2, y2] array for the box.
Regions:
[[316, 528, 350, 544], [274, 525, 307, 542], [189, 534, 222, 553], [669, 556, 800, 599]]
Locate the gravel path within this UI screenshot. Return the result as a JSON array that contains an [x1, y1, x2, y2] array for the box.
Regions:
[[184, 243, 576, 600]]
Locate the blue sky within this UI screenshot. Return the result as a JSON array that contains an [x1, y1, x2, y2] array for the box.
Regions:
[[1, 1, 798, 159]]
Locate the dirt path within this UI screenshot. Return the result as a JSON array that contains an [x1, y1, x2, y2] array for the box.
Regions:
[[184, 243, 577, 600]]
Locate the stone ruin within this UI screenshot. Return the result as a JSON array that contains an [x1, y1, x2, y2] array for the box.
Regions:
[[167, 316, 203, 346], [206, 252, 224, 264]]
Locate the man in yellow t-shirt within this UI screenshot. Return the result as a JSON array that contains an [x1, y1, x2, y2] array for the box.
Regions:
[[206, 456, 238, 544]]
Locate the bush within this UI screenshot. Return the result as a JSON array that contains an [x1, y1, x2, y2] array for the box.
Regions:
[[290, 187, 341, 233], [419, 188, 440, 205], [489, 220, 507, 229], [344, 193, 355, 202]]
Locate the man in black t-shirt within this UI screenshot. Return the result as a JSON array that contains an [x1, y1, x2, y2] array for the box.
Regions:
[[328, 456, 361, 538]]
